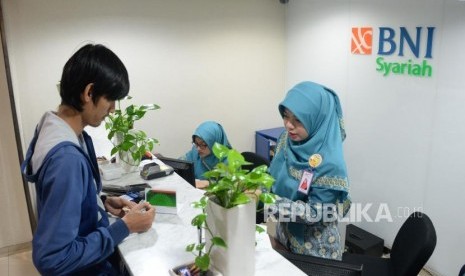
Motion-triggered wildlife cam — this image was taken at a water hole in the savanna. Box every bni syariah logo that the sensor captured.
[351,27,373,55]
[351,26,435,77]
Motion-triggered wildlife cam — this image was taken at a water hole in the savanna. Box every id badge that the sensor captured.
[298,170,313,195]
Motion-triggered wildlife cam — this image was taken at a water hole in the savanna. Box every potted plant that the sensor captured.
[104,96,159,170]
[186,143,276,275]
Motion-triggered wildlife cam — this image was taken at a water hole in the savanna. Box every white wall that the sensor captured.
[286,1,465,275]
[2,0,286,158]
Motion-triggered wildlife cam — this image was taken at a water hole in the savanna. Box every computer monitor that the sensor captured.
[276,250,363,276]
[157,156,196,187]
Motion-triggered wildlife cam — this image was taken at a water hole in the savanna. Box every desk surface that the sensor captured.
[103,160,305,276]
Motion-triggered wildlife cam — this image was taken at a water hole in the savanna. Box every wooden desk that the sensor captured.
[103,160,305,275]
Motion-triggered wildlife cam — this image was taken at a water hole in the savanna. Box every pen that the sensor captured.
[139,200,147,213]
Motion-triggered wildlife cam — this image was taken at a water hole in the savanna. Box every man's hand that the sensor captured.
[122,201,156,233]
[104,196,136,218]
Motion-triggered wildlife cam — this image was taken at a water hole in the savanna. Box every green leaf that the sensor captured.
[191,202,203,209]
[216,162,228,172]
[260,174,275,189]
[259,192,276,204]
[251,164,268,174]
[227,149,245,171]
[133,110,146,120]
[121,141,135,151]
[110,147,118,156]
[212,142,229,160]
[147,141,154,151]
[140,103,160,110]
[195,254,210,272]
[125,133,136,141]
[203,170,221,179]
[131,151,142,162]
[195,243,205,252]
[231,193,250,206]
[211,237,227,248]
[191,214,207,227]
[191,197,208,209]
[137,147,146,157]
[126,105,135,115]
[209,181,232,194]
[185,243,195,252]
[256,225,265,234]
[199,196,208,207]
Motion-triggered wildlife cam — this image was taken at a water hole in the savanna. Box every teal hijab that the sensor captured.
[269,81,350,212]
[185,121,231,179]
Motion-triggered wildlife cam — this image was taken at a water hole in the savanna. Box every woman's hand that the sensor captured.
[195,179,210,189]
[245,188,262,204]
[104,196,136,218]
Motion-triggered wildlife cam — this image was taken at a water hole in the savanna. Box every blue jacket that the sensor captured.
[22,113,129,275]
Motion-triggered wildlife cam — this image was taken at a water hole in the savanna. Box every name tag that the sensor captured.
[298,170,313,195]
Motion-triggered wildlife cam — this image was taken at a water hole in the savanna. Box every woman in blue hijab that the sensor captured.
[182,121,231,188]
[268,81,350,260]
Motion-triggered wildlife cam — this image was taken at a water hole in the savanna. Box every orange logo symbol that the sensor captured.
[351,27,373,55]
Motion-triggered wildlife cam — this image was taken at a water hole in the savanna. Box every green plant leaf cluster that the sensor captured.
[104,96,160,166]
[204,143,275,209]
[186,143,276,272]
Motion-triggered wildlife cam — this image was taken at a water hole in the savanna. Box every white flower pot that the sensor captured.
[122,163,138,174]
[206,199,256,276]
[114,132,139,173]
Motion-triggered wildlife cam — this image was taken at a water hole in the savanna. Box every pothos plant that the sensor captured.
[104,96,159,166]
[186,143,276,272]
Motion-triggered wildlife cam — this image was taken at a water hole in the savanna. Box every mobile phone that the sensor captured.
[127,183,151,192]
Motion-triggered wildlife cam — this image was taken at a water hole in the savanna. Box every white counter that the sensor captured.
[103,165,305,276]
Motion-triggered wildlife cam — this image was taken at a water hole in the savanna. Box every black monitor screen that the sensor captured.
[157,156,196,187]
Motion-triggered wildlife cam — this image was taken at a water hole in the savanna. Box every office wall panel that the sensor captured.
[286,1,465,275]
[0,18,32,248]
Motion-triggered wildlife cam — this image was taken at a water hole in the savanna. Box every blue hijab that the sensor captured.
[269,81,350,213]
[185,121,231,179]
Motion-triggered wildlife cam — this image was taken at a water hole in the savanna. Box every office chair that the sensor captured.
[460,264,465,276]
[241,151,270,171]
[342,212,437,276]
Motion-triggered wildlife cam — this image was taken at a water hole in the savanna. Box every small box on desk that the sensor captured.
[145,189,177,214]
[140,163,174,180]
[345,224,384,257]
